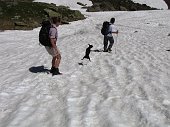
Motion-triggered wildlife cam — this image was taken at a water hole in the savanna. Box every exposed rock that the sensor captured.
[77,2,87,7]
[44,8,61,18]
[14,21,27,26]
[61,21,69,24]
[87,0,157,11]
[86,2,98,12]
[164,0,170,9]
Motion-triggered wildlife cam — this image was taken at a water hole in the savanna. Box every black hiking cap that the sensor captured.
[110,18,115,24]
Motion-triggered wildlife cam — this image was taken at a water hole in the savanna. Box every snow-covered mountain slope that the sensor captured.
[132,0,168,9]
[0,0,170,127]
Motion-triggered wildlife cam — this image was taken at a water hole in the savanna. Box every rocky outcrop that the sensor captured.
[0,1,85,30]
[87,0,157,12]
[164,0,170,9]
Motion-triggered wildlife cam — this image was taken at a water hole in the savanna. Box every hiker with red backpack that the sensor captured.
[101,18,118,52]
[39,17,62,75]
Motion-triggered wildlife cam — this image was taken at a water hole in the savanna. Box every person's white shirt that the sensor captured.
[107,24,118,37]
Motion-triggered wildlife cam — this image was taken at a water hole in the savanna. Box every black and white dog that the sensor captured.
[82,44,93,61]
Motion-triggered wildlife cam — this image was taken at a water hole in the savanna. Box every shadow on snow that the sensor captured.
[29,66,50,73]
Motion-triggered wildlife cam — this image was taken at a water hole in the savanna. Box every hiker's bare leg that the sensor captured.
[54,54,61,68]
[52,56,57,67]
[52,54,61,68]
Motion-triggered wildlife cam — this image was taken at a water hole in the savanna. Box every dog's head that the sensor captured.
[88,44,93,49]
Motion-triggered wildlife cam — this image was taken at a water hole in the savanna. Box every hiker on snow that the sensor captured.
[46,17,62,75]
[39,17,62,75]
[101,17,118,52]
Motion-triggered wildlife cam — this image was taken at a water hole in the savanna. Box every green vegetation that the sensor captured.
[86,0,157,12]
[0,1,85,30]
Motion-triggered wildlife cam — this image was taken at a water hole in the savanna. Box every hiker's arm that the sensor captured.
[111,25,118,34]
[49,28,58,49]
[112,30,118,34]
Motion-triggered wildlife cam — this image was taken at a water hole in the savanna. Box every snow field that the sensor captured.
[0,0,170,126]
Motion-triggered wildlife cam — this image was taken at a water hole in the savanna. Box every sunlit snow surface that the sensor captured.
[0,0,170,127]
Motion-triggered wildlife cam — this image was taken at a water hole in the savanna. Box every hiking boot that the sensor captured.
[108,48,112,52]
[50,67,55,73]
[52,68,62,76]
[103,49,108,52]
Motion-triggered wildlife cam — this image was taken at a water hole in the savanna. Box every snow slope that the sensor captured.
[0,0,170,127]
